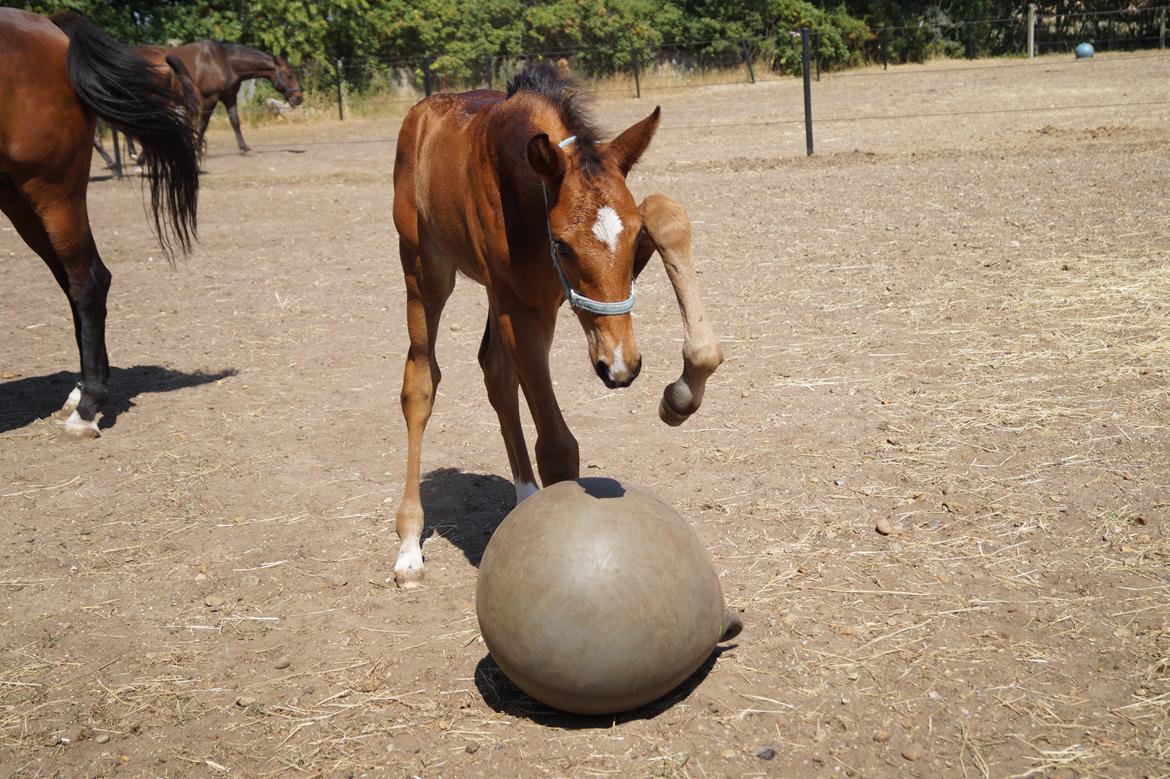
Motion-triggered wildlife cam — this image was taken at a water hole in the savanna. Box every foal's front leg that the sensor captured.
[493,299,579,486]
[392,240,455,587]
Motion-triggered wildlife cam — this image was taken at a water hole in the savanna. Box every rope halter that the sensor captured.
[539,135,637,317]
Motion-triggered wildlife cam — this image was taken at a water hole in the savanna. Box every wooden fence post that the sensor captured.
[335,59,345,121]
[739,37,756,83]
[631,44,641,98]
[423,57,433,97]
[1027,4,1036,58]
[112,128,124,179]
[801,27,813,157]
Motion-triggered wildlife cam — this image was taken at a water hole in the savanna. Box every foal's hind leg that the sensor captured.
[393,238,456,587]
[479,312,538,503]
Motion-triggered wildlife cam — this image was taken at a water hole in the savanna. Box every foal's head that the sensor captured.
[273,56,304,107]
[510,65,660,389]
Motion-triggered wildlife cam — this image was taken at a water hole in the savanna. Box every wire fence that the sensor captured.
[266,5,1167,121]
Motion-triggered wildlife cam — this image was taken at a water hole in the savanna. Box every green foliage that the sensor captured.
[8,0,1164,89]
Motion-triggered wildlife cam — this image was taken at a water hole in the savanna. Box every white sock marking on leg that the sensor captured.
[515,480,539,504]
[394,537,423,576]
[65,386,82,409]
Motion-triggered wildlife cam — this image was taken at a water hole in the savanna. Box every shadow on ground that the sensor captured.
[0,365,237,433]
[473,646,734,728]
[419,467,515,567]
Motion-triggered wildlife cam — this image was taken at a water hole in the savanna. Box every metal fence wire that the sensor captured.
[275,5,1168,119]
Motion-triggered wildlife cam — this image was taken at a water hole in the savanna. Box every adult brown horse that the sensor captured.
[134,40,304,153]
[0,9,200,437]
[390,62,723,587]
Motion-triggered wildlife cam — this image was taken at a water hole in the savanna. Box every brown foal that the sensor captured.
[390,63,722,587]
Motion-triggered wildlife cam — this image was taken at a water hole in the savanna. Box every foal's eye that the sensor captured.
[552,239,572,258]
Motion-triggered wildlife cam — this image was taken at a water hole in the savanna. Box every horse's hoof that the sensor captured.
[62,411,100,439]
[393,569,424,589]
[658,396,691,427]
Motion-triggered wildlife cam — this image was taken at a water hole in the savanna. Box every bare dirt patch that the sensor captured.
[2,52,1169,777]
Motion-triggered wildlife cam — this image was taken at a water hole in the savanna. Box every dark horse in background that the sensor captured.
[0,9,200,437]
[136,40,304,153]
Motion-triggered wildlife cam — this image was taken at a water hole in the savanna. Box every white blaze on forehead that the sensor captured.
[592,206,624,252]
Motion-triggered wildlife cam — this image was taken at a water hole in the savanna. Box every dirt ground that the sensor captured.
[2,52,1169,777]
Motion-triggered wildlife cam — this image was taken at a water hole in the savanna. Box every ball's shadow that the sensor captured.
[473,646,735,728]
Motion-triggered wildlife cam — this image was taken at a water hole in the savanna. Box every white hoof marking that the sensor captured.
[63,386,82,411]
[63,410,100,438]
[515,480,539,504]
[394,538,424,585]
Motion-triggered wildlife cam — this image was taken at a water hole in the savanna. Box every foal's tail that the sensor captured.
[51,12,200,256]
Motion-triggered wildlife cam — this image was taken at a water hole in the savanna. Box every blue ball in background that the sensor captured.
[1075,42,1095,58]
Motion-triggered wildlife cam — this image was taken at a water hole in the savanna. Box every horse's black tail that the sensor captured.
[51,12,199,256]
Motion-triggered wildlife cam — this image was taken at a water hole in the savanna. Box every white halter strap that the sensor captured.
[539,136,637,317]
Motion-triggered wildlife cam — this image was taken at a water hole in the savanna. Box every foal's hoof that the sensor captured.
[62,411,101,439]
[393,568,424,589]
[658,396,692,427]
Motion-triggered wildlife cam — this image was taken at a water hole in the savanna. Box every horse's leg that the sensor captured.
[636,195,724,426]
[0,186,91,422]
[479,311,539,503]
[92,131,117,171]
[393,238,456,588]
[494,299,579,486]
[38,192,110,438]
[197,106,213,146]
[223,94,251,153]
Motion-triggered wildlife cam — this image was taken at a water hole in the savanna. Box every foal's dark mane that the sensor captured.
[506,61,602,175]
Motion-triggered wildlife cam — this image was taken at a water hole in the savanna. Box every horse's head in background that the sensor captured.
[273,56,303,107]
[516,68,661,388]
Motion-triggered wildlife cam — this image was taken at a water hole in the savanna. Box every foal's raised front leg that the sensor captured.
[635,195,724,426]
[393,238,455,587]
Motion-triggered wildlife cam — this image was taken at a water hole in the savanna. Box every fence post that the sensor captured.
[1160,9,1166,50]
[484,56,493,89]
[422,57,433,97]
[112,128,124,179]
[334,59,345,121]
[1027,4,1036,58]
[881,26,889,70]
[739,37,756,83]
[966,26,976,59]
[814,32,821,81]
[630,44,641,99]
[801,27,813,157]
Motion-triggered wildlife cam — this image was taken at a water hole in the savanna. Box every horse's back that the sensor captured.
[0,9,86,170]
[393,90,503,247]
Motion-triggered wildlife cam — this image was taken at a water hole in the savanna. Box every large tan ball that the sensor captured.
[476,478,742,715]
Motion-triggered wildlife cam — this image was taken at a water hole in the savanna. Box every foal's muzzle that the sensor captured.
[595,354,642,389]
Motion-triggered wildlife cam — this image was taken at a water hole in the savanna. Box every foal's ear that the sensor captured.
[607,106,661,176]
[527,133,564,181]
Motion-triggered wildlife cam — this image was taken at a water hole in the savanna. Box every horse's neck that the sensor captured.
[224,46,275,81]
